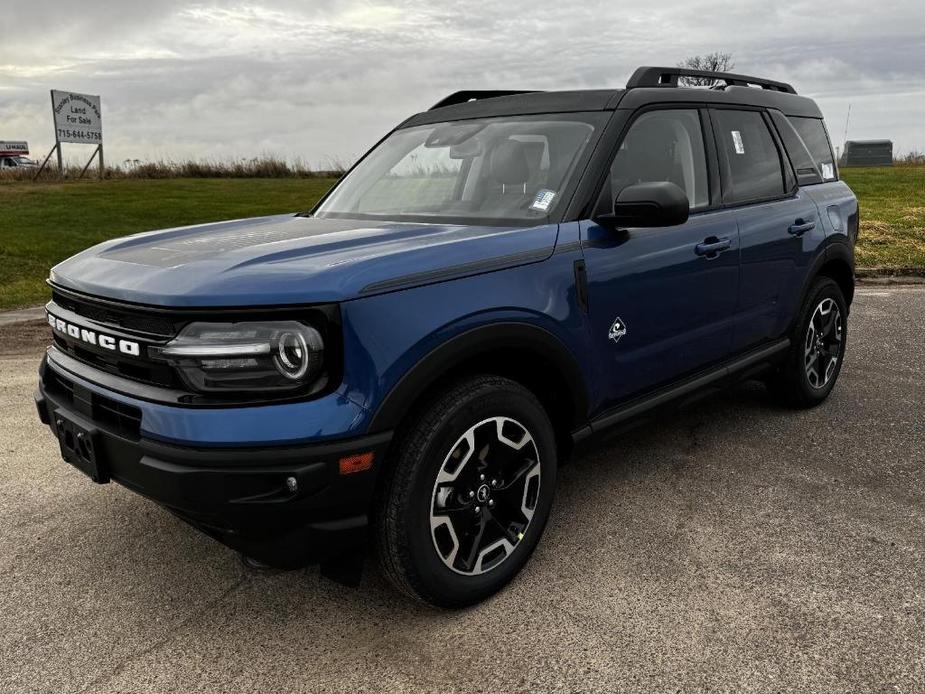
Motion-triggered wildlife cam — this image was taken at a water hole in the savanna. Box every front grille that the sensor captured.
[46,285,343,405]
[51,331,180,389]
[45,368,142,439]
[52,290,176,338]
[49,289,182,389]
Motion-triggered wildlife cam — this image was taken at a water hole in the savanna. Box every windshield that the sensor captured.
[314,113,605,225]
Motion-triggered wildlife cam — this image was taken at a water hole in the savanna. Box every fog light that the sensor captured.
[285,476,298,493]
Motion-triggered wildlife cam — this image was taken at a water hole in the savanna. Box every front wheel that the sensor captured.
[375,376,557,608]
[768,276,848,408]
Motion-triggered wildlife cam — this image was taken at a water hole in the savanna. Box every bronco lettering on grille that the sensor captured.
[47,312,141,357]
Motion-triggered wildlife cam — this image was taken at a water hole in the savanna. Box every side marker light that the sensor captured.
[339,452,375,475]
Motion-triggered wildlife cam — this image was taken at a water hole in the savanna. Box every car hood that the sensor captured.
[50,214,559,307]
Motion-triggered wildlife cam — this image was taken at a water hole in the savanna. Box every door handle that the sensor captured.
[695,237,732,258]
[788,219,816,236]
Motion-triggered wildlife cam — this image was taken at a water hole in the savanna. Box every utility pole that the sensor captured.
[842,104,852,150]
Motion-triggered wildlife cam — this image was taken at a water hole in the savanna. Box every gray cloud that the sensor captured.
[2,0,923,166]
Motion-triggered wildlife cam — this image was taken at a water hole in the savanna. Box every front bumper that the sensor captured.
[36,356,392,568]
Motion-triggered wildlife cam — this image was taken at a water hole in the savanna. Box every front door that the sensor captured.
[580,108,740,409]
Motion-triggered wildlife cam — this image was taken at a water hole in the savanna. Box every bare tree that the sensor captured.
[677,52,735,86]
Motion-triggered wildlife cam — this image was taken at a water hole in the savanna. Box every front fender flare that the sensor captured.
[367,321,589,432]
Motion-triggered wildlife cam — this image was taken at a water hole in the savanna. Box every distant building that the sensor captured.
[841,140,893,167]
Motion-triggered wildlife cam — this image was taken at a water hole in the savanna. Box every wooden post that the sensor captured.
[49,89,64,179]
[78,145,101,180]
[33,143,58,181]
[98,144,104,180]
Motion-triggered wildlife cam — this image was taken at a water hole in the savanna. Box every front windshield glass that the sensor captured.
[314,113,605,225]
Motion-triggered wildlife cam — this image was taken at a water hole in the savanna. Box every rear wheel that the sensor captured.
[768,277,848,407]
[375,376,557,607]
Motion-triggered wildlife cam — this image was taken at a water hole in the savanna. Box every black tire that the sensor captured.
[768,277,848,408]
[375,375,557,608]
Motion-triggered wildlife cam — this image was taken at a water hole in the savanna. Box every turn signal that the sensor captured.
[339,452,374,475]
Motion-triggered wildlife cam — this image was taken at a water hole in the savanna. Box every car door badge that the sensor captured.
[608,317,627,343]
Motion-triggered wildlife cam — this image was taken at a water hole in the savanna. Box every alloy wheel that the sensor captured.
[804,297,843,389]
[429,417,541,576]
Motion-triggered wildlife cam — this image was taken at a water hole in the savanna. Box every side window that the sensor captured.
[769,110,822,186]
[604,109,709,212]
[788,116,837,181]
[712,109,786,204]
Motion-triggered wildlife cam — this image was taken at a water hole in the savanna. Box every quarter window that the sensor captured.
[789,116,837,181]
[769,110,821,185]
[603,109,710,212]
[712,109,786,204]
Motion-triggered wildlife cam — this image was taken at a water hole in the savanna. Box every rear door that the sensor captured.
[581,107,740,409]
[709,107,824,350]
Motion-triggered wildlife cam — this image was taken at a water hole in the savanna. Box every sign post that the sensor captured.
[36,90,104,180]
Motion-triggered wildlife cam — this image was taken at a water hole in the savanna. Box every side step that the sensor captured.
[574,339,790,442]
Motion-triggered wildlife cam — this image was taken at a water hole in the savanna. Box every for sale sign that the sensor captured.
[51,91,102,144]
[0,141,29,156]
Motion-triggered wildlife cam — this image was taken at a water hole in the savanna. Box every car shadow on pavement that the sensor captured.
[14,376,810,635]
[104,378,792,618]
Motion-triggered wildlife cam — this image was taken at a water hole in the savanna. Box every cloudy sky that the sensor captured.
[2,0,923,167]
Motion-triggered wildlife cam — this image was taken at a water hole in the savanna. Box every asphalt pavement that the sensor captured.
[1,286,923,693]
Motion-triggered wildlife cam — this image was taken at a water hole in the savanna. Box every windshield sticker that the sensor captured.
[731,130,745,155]
[531,189,557,212]
[822,163,835,179]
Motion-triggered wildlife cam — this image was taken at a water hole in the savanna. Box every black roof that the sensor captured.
[401,90,618,127]
[400,66,822,128]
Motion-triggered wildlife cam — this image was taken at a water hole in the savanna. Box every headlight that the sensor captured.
[152,321,324,394]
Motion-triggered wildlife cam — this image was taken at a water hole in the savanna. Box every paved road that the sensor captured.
[1,287,923,693]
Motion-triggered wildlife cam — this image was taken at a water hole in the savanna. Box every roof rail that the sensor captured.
[626,66,796,94]
[429,90,542,110]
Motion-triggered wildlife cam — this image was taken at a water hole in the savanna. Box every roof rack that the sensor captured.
[429,90,542,110]
[626,66,796,94]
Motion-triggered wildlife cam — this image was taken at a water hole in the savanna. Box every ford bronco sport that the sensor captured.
[36,67,858,607]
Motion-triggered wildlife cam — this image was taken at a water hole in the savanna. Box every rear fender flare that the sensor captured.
[790,240,855,333]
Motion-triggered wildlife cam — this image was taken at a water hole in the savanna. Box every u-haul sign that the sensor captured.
[0,141,29,156]
[51,91,103,145]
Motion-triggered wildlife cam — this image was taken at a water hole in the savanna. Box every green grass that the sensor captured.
[0,170,922,310]
[840,167,925,269]
[0,178,337,310]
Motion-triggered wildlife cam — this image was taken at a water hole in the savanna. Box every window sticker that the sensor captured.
[821,163,834,180]
[530,189,557,212]
[731,130,745,155]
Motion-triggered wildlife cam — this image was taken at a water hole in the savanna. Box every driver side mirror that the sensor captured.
[595,181,690,229]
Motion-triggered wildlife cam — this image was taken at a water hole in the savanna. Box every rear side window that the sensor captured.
[769,110,822,186]
[789,117,837,181]
[712,109,786,204]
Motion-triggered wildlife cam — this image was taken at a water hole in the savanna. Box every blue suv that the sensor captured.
[36,67,858,607]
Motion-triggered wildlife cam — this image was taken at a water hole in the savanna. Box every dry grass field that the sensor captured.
[840,167,925,269]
